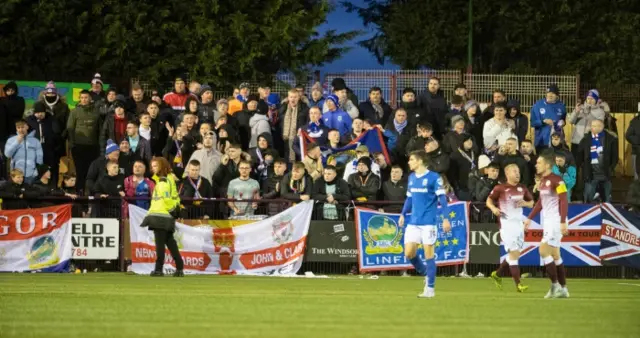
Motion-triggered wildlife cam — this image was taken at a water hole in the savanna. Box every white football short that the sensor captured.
[500,227,524,252]
[541,220,563,248]
[404,225,437,246]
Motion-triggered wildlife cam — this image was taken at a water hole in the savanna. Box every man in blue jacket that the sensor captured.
[322,94,352,136]
[530,84,567,155]
[4,120,43,184]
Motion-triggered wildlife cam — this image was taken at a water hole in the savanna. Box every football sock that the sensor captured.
[425,258,436,288]
[508,259,521,285]
[543,256,558,284]
[409,256,427,276]
[496,260,509,277]
[555,259,567,287]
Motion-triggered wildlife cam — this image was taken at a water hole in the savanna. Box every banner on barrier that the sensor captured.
[71,218,119,260]
[355,202,470,272]
[0,205,73,272]
[305,221,358,263]
[0,80,109,109]
[128,201,313,275]
[511,204,602,266]
[600,203,640,268]
[468,223,501,264]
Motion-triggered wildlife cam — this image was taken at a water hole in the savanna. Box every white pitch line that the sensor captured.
[617,283,640,287]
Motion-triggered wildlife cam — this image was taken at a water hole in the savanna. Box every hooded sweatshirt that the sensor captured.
[249,111,271,148]
[506,99,529,142]
[67,102,99,146]
[1,81,26,138]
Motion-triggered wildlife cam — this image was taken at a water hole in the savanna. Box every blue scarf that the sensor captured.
[394,119,407,134]
[591,132,604,164]
[307,121,324,138]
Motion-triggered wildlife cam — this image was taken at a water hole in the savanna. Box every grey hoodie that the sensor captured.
[567,101,607,145]
[249,114,271,148]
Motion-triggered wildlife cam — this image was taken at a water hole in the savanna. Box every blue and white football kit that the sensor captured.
[401,169,449,296]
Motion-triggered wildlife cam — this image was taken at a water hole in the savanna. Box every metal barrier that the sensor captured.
[1,197,637,279]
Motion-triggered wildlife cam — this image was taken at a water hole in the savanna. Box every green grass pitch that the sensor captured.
[1,274,639,338]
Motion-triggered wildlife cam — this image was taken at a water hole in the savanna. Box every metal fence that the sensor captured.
[3,197,638,279]
[580,82,640,113]
[131,71,319,101]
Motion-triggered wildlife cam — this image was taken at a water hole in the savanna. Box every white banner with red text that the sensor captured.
[128,201,313,275]
[0,205,73,272]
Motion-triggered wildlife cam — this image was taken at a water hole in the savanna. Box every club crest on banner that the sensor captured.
[27,236,59,270]
[272,215,294,244]
[362,215,403,255]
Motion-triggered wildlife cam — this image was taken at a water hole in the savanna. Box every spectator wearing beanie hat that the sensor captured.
[530,83,567,154]
[90,73,106,103]
[568,89,606,159]
[330,78,358,108]
[27,101,63,187]
[198,84,216,125]
[348,156,380,203]
[36,81,70,142]
[443,114,477,154]
[30,164,74,207]
[467,154,491,201]
[321,94,352,136]
[85,139,123,196]
[100,100,134,154]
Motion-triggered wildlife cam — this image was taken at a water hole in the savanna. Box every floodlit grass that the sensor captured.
[1,273,639,338]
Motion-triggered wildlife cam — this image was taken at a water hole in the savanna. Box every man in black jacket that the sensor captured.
[30,164,77,207]
[405,122,434,156]
[578,119,618,202]
[27,101,63,187]
[474,162,500,202]
[86,139,131,195]
[400,87,430,126]
[449,134,477,201]
[212,143,245,196]
[125,84,149,116]
[126,121,152,165]
[625,112,640,179]
[280,162,313,202]
[359,87,392,126]
[418,77,448,138]
[100,100,134,154]
[507,99,529,143]
[91,161,125,217]
[520,139,537,190]
[425,138,450,174]
[494,137,530,186]
[0,81,26,140]
[381,165,406,213]
[311,165,351,220]
[348,157,380,203]
[179,159,215,219]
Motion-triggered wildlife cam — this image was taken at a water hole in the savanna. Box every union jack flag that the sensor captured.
[500,204,602,266]
[600,203,640,268]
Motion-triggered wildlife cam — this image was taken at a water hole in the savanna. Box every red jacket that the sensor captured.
[163,91,197,112]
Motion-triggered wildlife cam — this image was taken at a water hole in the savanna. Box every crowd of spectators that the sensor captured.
[0,74,637,219]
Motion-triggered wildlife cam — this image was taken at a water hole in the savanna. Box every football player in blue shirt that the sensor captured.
[399,150,451,298]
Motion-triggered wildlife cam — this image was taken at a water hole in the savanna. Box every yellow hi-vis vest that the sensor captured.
[148,175,179,216]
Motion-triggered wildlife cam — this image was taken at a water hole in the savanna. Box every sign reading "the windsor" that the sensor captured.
[71,219,119,260]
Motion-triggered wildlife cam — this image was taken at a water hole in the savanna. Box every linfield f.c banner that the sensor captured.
[355,202,469,272]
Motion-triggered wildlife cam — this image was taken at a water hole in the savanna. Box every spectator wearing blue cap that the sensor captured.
[322,94,352,136]
[530,84,567,155]
[568,89,606,168]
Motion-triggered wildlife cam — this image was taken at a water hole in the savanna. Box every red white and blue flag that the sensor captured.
[501,204,602,266]
[600,203,640,268]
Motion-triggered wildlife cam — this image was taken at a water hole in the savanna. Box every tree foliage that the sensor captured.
[0,0,358,86]
[343,0,640,83]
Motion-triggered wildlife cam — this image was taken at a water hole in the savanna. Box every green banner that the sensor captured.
[0,80,109,110]
[468,223,501,264]
[304,221,358,263]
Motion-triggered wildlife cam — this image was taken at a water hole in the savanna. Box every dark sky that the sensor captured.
[316,1,400,73]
